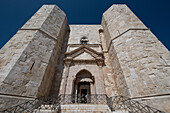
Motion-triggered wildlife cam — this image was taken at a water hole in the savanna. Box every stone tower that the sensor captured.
[0,4,170,113]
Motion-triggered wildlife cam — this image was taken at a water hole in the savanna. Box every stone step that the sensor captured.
[34,104,129,113]
[60,104,110,113]
[35,110,57,113]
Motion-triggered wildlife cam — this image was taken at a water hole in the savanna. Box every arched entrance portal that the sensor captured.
[73,70,95,103]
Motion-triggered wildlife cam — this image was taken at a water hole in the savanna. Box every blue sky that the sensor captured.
[0,0,170,50]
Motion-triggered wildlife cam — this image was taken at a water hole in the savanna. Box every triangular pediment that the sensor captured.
[65,45,103,60]
[73,51,95,60]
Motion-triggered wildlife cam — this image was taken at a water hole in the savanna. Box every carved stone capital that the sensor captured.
[64,57,72,67]
[96,58,104,67]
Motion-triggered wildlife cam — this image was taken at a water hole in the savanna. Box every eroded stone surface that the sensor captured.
[0,95,33,111]
[112,30,170,97]
[0,4,68,110]
[134,95,170,112]
[22,5,66,40]
[68,25,102,45]
[102,4,147,47]
[102,4,170,112]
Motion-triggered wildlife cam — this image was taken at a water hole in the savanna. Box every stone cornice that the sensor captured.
[68,44,101,46]
[65,45,103,56]
[19,28,58,42]
[107,28,150,52]
[64,45,104,66]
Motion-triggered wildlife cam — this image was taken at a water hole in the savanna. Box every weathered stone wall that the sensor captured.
[99,30,119,97]
[49,28,70,97]
[68,25,102,44]
[0,5,68,110]
[134,95,170,112]
[22,5,66,40]
[0,95,33,110]
[110,30,170,112]
[67,25,103,54]
[112,30,170,97]
[102,4,170,112]
[0,30,57,97]
[102,4,146,47]
[0,30,36,86]
[106,42,130,97]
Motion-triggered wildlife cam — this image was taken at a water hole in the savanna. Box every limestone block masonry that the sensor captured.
[102,4,170,112]
[0,4,170,113]
[0,5,69,110]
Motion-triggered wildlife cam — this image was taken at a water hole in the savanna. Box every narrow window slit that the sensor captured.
[30,61,35,70]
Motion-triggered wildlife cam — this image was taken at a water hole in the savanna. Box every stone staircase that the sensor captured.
[0,95,165,113]
[35,104,128,113]
[60,104,110,112]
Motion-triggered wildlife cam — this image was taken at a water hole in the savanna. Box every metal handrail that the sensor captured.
[106,96,165,113]
[0,95,166,113]
[60,94,107,104]
[0,96,45,113]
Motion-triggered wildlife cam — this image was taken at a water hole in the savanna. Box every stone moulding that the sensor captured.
[64,45,104,65]
[19,28,58,42]
[107,28,150,52]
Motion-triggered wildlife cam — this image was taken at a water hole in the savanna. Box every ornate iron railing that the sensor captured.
[60,94,107,104]
[107,96,165,113]
[1,95,166,113]
[0,97,45,113]
[0,94,106,113]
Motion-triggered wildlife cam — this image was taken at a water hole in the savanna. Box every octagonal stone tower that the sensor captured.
[0,5,69,109]
[102,4,170,112]
[0,4,169,113]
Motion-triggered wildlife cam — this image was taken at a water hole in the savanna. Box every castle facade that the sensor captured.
[0,4,169,112]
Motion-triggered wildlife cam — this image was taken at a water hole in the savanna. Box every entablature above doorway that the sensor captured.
[64,45,104,66]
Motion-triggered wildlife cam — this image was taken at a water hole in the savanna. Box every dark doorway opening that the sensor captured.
[81,89,87,96]
[81,89,87,103]
[77,82,90,103]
